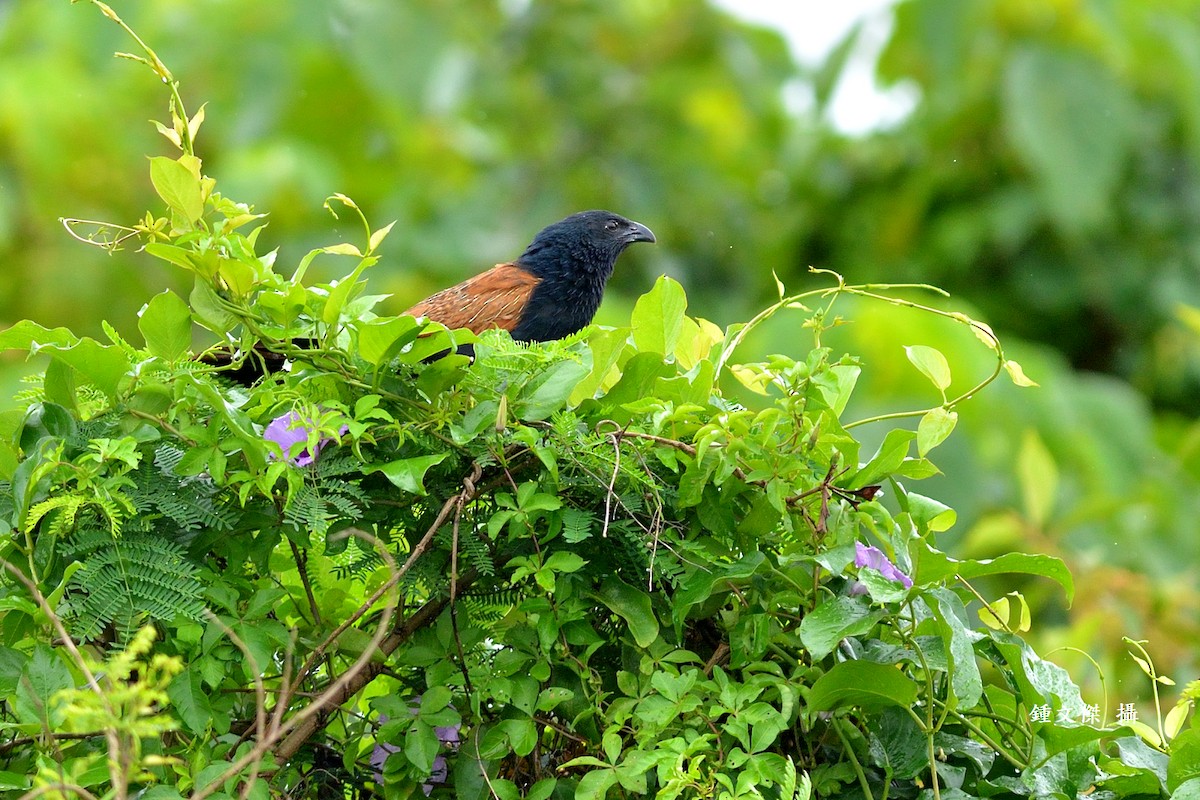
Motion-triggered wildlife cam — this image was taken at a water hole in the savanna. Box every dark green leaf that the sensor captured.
[597,576,659,648]
[808,661,920,712]
[798,596,884,662]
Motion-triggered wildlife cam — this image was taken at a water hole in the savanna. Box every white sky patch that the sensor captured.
[713,0,918,134]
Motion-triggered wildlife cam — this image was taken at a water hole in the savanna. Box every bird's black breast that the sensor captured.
[509,272,606,343]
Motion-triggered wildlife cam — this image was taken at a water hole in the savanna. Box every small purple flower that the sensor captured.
[264,411,346,466]
[434,723,460,745]
[854,542,913,589]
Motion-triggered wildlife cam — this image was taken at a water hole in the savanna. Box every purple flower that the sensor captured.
[434,723,460,745]
[854,542,913,589]
[264,411,346,466]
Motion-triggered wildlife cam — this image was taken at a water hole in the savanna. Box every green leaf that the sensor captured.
[798,597,883,662]
[848,428,915,488]
[929,587,983,708]
[189,278,237,334]
[149,156,204,223]
[631,275,687,355]
[1172,777,1200,800]
[167,666,215,734]
[1168,729,1200,793]
[916,407,957,457]
[0,322,130,399]
[405,720,439,772]
[576,768,619,800]
[0,772,30,791]
[1004,359,1038,387]
[500,718,538,756]
[14,645,71,727]
[571,326,630,404]
[904,345,951,392]
[597,576,659,648]
[515,359,590,421]
[354,315,421,365]
[138,290,192,361]
[369,453,449,496]
[144,242,200,273]
[916,545,1074,604]
[808,661,920,712]
[321,255,378,326]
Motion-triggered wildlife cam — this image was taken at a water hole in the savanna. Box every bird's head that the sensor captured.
[518,210,656,280]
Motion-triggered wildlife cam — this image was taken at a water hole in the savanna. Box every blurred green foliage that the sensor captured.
[1,0,1199,702]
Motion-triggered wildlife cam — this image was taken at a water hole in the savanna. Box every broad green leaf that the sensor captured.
[597,576,659,648]
[808,661,920,712]
[848,428,915,488]
[813,363,861,415]
[14,645,71,727]
[916,545,1074,604]
[138,290,192,361]
[904,345,951,392]
[798,597,883,662]
[149,155,205,223]
[144,242,200,272]
[404,720,439,772]
[354,316,421,365]
[167,666,215,734]
[675,315,724,369]
[516,359,590,421]
[190,278,237,334]
[930,587,982,708]
[0,322,130,399]
[902,491,956,532]
[916,406,957,457]
[543,552,586,574]
[575,768,619,800]
[601,351,675,407]
[1168,729,1200,793]
[0,319,77,351]
[631,275,687,355]
[571,326,630,404]
[370,453,449,495]
[500,718,538,756]
[0,772,30,791]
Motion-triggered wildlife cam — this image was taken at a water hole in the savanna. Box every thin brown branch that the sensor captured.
[288,539,322,627]
[267,462,485,764]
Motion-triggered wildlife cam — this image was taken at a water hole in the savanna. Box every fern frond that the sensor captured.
[63,529,205,642]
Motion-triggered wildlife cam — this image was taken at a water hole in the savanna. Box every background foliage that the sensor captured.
[0,0,1199,754]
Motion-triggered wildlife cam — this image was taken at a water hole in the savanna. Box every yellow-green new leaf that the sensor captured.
[137,290,192,362]
[149,156,204,224]
[904,345,952,392]
[917,406,958,457]
[1004,359,1039,387]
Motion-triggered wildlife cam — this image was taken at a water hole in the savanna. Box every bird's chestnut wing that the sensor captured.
[404,263,541,334]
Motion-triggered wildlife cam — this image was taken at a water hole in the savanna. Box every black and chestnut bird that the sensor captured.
[404,210,655,343]
[202,211,654,383]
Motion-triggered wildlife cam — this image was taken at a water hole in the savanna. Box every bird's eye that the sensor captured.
[604,219,620,231]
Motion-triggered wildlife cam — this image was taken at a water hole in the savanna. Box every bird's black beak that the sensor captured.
[626,220,656,244]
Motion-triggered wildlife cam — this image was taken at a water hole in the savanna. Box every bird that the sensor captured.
[404,210,655,344]
[201,211,654,383]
